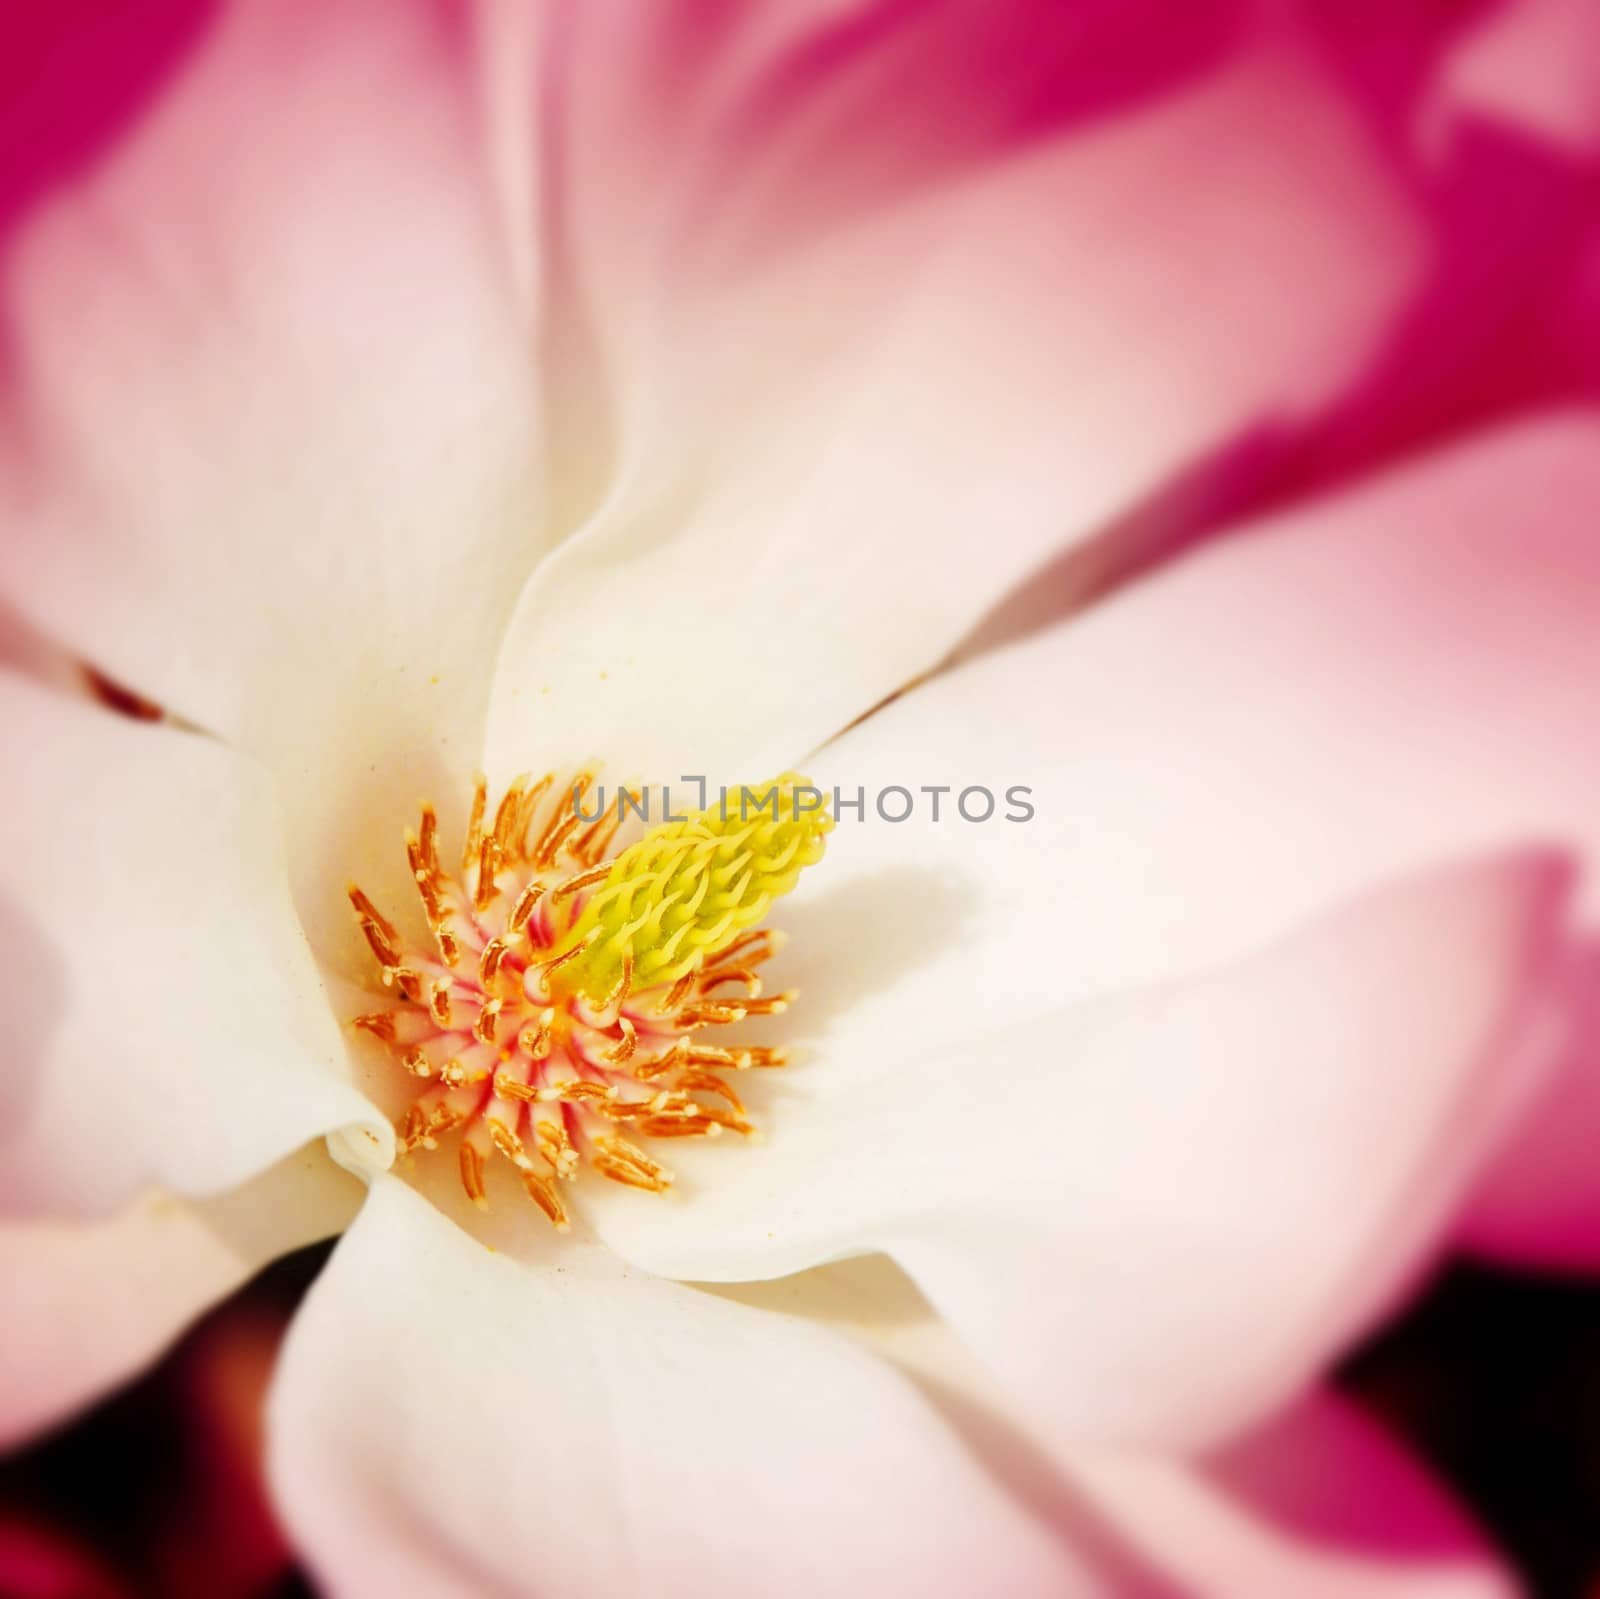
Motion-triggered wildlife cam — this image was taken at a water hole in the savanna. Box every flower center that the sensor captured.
[348,772,831,1229]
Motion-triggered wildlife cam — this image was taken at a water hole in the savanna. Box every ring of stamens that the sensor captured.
[349,772,829,1230]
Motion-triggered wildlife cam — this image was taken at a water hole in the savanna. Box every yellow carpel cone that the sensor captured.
[553,773,832,1001]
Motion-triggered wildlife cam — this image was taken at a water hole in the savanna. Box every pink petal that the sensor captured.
[1070,1389,1515,1599]
[1461,940,1600,1269]
[1428,0,1600,160]
[0,1149,358,1450]
[0,1518,130,1599]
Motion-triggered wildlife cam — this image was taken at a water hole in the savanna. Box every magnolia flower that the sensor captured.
[2,3,1598,1595]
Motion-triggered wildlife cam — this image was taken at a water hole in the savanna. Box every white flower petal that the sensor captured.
[0,0,548,960]
[695,1266,1515,1598]
[0,1144,359,1451]
[584,855,1566,1449]
[268,1175,1099,1599]
[745,412,1600,1085]
[579,416,1600,1447]
[0,673,389,1216]
[485,41,1420,785]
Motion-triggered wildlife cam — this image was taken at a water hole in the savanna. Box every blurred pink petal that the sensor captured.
[1428,0,1600,159]
[0,1517,129,1599]
[0,0,215,249]
[1072,1389,1516,1599]
[530,0,1248,345]
[0,1151,358,1450]
[1462,941,1600,1270]
[1200,3,1600,514]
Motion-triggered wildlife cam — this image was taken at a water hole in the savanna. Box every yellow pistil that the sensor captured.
[553,771,832,1001]
[347,770,827,1228]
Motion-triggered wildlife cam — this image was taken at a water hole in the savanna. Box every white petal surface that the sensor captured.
[0,673,389,1217]
[585,857,1565,1449]
[579,415,1600,1448]
[0,0,548,962]
[485,40,1421,786]
[0,1144,360,1450]
[703,1265,1515,1598]
[768,413,1600,1081]
[268,1175,1098,1599]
